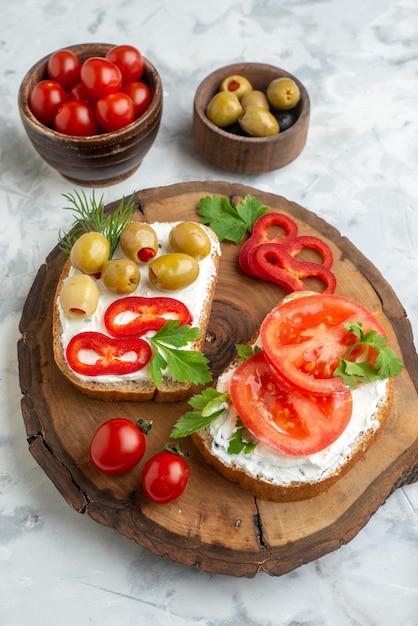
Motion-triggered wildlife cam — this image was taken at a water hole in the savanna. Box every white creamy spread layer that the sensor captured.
[57,221,220,383]
[210,368,389,485]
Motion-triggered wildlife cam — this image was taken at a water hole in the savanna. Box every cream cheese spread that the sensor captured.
[210,367,389,485]
[57,221,220,383]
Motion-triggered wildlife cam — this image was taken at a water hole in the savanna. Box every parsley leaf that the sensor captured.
[148,320,212,386]
[227,420,258,455]
[170,388,229,438]
[197,194,269,243]
[235,343,262,363]
[334,321,403,388]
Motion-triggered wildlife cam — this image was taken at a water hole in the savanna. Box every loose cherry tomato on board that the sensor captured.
[47,49,81,89]
[229,350,353,456]
[29,80,67,126]
[260,293,389,396]
[121,81,152,118]
[90,418,151,475]
[95,92,135,132]
[104,296,193,337]
[80,57,123,99]
[106,44,144,83]
[66,331,152,376]
[54,100,98,136]
[141,444,190,504]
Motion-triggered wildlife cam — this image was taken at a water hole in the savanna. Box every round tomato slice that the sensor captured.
[260,293,388,395]
[229,351,353,456]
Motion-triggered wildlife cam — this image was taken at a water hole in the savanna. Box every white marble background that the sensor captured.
[1,0,417,624]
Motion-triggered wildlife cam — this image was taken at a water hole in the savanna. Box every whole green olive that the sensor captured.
[240,90,270,111]
[219,74,253,100]
[206,91,242,128]
[148,253,199,291]
[120,222,158,263]
[101,259,140,294]
[239,105,279,137]
[267,77,300,110]
[169,222,211,260]
[70,231,110,275]
[60,274,99,319]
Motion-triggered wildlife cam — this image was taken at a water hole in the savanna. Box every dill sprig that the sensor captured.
[58,189,136,258]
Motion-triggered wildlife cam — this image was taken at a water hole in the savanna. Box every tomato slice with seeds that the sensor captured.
[104,296,192,337]
[229,351,353,456]
[260,293,388,395]
[66,331,151,376]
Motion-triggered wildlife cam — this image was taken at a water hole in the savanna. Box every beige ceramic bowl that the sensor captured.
[18,43,163,186]
[193,62,310,174]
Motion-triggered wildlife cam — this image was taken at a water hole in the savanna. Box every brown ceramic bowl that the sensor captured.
[193,63,310,174]
[18,43,163,186]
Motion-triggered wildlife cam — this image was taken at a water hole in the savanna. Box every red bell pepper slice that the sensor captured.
[66,331,152,376]
[281,235,334,269]
[239,212,298,276]
[104,296,193,337]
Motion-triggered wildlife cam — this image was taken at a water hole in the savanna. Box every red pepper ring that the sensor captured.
[253,243,337,293]
[104,296,193,337]
[66,331,152,376]
[280,235,334,269]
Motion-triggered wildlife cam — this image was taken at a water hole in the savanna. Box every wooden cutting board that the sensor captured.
[18,181,418,578]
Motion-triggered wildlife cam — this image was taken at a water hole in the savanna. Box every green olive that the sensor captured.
[120,222,158,263]
[148,253,199,291]
[60,274,99,319]
[239,105,279,137]
[219,74,253,100]
[206,91,243,128]
[70,232,110,275]
[266,77,300,110]
[101,259,140,294]
[169,222,211,260]
[240,90,270,111]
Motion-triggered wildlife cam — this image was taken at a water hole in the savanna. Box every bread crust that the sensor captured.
[52,224,219,402]
[192,377,393,502]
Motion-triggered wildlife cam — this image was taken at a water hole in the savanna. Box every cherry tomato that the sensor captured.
[229,351,352,456]
[90,418,148,475]
[104,296,192,337]
[54,101,98,136]
[141,450,190,504]
[106,45,144,83]
[260,293,388,395]
[121,81,152,118]
[95,92,135,132]
[29,80,67,126]
[66,331,152,376]
[68,81,92,105]
[80,57,122,99]
[47,49,81,89]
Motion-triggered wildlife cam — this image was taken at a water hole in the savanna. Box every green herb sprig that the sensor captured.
[334,322,403,388]
[58,189,135,258]
[148,320,212,388]
[197,194,269,242]
[227,420,257,455]
[170,387,229,439]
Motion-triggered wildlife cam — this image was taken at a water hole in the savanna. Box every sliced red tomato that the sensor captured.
[66,331,151,376]
[104,296,193,337]
[229,351,353,456]
[260,293,388,395]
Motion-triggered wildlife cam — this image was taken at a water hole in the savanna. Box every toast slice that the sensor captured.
[190,292,395,502]
[53,222,220,402]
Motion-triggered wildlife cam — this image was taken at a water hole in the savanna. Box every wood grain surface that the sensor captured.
[18,181,418,578]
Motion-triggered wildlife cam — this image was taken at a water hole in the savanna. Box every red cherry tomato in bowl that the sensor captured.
[95,92,135,132]
[29,80,67,126]
[54,100,98,136]
[141,449,190,504]
[106,45,144,83]
[90,418,149,475]
[80,57,122,99]
[121,81,152,118]
[47,49,81,89]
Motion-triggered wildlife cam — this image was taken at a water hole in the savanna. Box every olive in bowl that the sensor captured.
[193,63,310,174]
[18,43,163,186]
